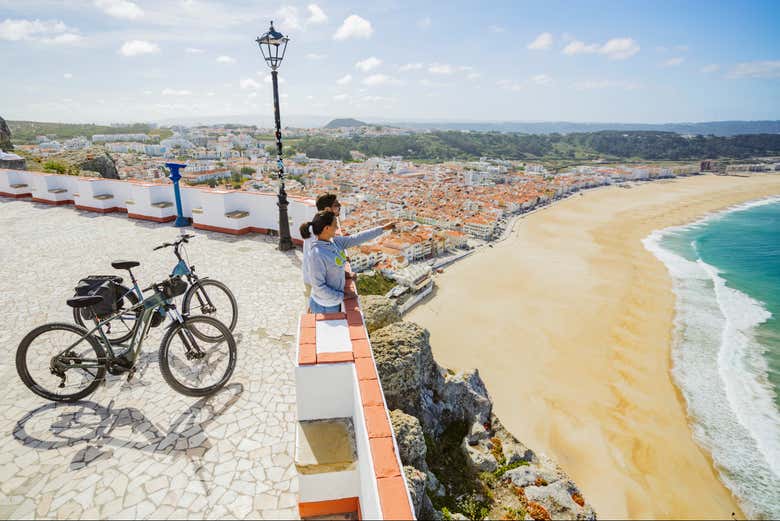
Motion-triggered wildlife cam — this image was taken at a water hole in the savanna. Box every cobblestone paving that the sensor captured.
[0,200,305,519]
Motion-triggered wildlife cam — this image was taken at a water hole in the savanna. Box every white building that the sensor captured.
[92,133,149,143]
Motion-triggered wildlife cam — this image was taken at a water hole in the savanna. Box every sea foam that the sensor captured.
[643,197,780,519]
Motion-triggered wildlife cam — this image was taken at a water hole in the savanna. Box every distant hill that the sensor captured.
[374,120,780,137]
[295,130,780,162]
[324,118,369,129]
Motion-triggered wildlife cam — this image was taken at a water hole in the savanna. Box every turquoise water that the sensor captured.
[645,198,780,519]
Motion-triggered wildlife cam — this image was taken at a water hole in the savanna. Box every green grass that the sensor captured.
[356,272,396,296]
[494,459,529,478]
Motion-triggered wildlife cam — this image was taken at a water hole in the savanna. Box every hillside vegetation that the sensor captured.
[295,131,780,162]
[8,121,172,144]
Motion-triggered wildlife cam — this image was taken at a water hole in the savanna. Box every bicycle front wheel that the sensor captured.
[159,316,237,397]
[16,323,106,402]
[182,279,238,341]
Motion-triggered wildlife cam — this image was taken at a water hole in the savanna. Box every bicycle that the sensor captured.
[72,234,237,343]
[153,233,238,341]
[17,261,237,402]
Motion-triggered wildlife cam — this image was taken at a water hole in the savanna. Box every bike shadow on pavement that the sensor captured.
[12,382,244,476]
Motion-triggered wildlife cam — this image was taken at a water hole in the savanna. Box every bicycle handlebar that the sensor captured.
[153,234,195,251]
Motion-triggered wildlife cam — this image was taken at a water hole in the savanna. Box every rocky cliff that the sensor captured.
[0,116,13,151]
[363,296,596,521]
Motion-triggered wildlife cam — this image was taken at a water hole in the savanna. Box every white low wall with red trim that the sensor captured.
[0,169,314,241]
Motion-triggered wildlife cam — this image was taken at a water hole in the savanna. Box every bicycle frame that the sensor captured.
[169,241,219,314]
[53,291,185,371]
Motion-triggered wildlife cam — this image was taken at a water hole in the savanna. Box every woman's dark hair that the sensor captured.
[316,193,338,211]
[299,210,337,239]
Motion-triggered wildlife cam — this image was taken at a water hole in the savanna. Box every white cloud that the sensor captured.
[276,6,301,30]
[94,0,143,20]
[216,55,236,64]
[240,78,261,90]
[186,47,204,54]
[306,4,328,25]
[306,53,327,60]
[427,63,474,76]
[700,64,720,73]
[598,38,640,60]
[489,25,505,33]
[428,63,455,74]
[363,74,398,86]
[399,63,423,72]
[0,19,83,43]
[467,72,482,80]
[527,32,553,51]
[663,56,684,67]
[42,33,84,44]
[355,56,381,72]
[207,92,216,96]
[336,74,352,85]
[497,79,523,91]
[261,74,286,84]
[119,40,159,56]
[162,88,192,96]
[573,79,641,90]
[562,40,598,55]
[417,17,431,29]
[143,89,153,95]
[728,60,780,79]
[333,14,373,40]
[333,93,349,101]
[563,37,639,60]
[530,73,553,85]
[63,73,73,79]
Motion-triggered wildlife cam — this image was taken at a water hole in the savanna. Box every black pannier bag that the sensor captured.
[73,275,124,319]
[160,276,188,300]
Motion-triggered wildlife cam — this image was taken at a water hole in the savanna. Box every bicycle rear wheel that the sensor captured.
[158,316,237,397]
[73,285,141,344]
[16,323,106,402]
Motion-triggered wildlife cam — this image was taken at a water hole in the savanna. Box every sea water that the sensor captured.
[644,197,780,519]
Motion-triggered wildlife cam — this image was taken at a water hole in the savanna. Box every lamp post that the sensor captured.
[256,21,293,251]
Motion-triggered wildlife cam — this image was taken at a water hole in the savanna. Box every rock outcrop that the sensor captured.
[0,116,13,151]
[360,294,402,333]
[41,147,120,179]
[363,296,596,520]
[70,148,120,179]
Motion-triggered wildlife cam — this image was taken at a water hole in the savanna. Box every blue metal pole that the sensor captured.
[165,162,189,227]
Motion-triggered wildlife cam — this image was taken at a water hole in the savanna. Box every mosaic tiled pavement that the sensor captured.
[0,199,306,519]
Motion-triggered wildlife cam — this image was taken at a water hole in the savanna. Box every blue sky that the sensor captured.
[1,0,779,125]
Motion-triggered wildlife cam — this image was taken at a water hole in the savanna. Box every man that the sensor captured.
[302,193,341,298]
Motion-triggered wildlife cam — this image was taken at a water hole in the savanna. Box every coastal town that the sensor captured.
[6,121,780,312]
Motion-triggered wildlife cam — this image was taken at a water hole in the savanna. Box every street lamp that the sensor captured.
[256,21,293,251]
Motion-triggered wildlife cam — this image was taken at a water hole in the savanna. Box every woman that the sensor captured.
[302,193,342,299]
[300,210,394,313]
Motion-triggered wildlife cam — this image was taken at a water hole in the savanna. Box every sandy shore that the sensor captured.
[408,174,780,519]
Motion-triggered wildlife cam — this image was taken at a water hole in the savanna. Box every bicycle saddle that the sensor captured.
[111,260,140,270]
[66,295,104,308]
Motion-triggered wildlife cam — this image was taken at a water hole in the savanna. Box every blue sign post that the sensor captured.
[165,162,189,227]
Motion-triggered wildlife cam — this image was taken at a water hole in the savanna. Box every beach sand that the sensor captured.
[407,174,780,519]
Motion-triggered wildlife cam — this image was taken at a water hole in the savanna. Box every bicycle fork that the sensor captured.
[188,276,216,314]
[168,307,206,360]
